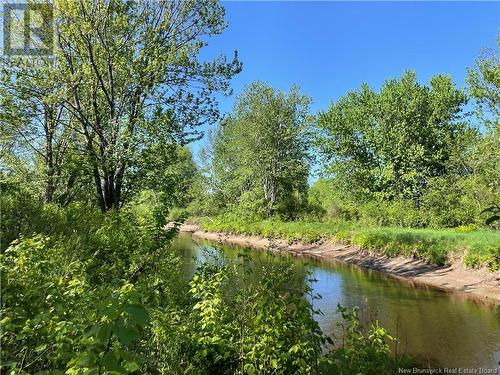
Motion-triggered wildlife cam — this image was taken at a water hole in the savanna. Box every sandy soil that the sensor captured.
[179,224,500,305]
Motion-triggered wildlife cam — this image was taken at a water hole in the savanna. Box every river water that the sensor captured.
[173,233,500,369]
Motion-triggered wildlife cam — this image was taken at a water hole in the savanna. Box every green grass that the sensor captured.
[198,215,500,270]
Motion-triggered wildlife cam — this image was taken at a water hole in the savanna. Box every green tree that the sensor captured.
[466,36,500,130]
[207,82,313,217]
[138,144,199,210]
[0,51,80,204]
[466,36,500,225]
[316,70,471,202]
[44,0,241,211]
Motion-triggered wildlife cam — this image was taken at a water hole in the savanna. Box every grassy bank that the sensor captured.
[198,216,500,271]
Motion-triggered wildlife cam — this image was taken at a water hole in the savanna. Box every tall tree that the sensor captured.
[466,36,500,131]
[465,37,500,217]
[0,56,78,204]
[316,70,471,202]
[208,82,312,217]
[49,0,240,211]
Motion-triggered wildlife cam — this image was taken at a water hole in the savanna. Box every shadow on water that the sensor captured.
[172,233,500,368]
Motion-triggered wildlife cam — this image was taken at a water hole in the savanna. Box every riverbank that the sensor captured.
[180,224,500,304]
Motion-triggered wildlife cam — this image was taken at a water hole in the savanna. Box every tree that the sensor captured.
[465,36,500,221]
[47,0,241,211]
[316,70,471,202]
[138,144,199,209]
[466,35,500,131]
[207,82,312,217]
[0,54,79,204]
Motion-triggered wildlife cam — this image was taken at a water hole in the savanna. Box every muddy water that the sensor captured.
[173,233,500,368]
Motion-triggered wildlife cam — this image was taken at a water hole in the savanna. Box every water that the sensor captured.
[173,233,500,368]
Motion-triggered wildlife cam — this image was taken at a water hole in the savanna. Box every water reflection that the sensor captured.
[172,233,500,368]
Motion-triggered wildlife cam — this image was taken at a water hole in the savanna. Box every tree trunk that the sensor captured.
[44,146,55,203]
[94,169,123,212]
[44,105,55,203]
[263,174,276,217]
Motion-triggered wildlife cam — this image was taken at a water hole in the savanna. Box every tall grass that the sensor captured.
[199,215,500,270]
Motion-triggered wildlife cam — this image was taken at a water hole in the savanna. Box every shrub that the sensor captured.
[420,176,478,228]
[487,246,500,271]
[321,306,399,375]
[454,224,479,233]
[0,179,43,251]
[0,200,184,374]
[2,200,416,373]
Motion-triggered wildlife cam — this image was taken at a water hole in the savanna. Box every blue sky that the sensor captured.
[193,1,499,158]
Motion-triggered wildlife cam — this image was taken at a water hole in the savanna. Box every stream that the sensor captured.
[173,233,500,369]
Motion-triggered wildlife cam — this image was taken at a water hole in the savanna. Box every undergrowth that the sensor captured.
[199,215,500,270]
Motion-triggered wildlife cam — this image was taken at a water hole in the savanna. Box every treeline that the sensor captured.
[189,46,499,230]
[1,3,497,230]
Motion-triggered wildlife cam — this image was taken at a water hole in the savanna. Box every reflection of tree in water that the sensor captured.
[175,233,500,368]
[338,263,500,367]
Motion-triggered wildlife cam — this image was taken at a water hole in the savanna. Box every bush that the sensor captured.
[420,176,479,228]
[454,224,479,233]
[321,306,399,375]
[0,179,43,251]
[0,199,184,374]
[181,259,329,374]
[356,200,426,228]
[308,173,498,230]
[1,235,156,374]
[167,206,188,222]
[2,196,418,374]
[465,245,500,271]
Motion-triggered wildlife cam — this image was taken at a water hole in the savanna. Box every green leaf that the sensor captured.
[96,323,112,345]
[35,344,47,353]
[114,323,140,345]
[75,353,96,367]
[124,361,140,373]
[101,352,120,372]
[244,363,255,375]
[125,304,149,327]
[270,359,279,368]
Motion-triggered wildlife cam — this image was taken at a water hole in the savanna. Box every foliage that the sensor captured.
[0,29,83,204]
[481,204,500,226]
[466,35,500,130]
[0,200,184,374]
[0,177,43,250]
[138,145,201,211]
[316,70,472,202]
[321,306,398,375]
[464,247,500,272]
[201,82,313,219]
[200,216,500,269]
[181,259,330,374]
[1,3,499,372]
[1,0,241,212]
[309,173,495,230]
[1,198,414,374]
[302,65,499,241]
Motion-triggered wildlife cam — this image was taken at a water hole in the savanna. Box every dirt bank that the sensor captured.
[180,224,500,305]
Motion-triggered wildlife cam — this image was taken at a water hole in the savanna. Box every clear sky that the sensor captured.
[193,1,499,158]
